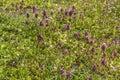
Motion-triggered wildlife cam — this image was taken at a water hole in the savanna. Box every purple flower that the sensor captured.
[37,34,43,41]
[40,65,45,71]
[102,52,106,57]
[42,10,47,17]
[85,31,89,37]
[60,68,64,74]
[58,42,62,47]
[31,6,36,13]
[26,13,30,18]
[34,13,38,18]
[63,49,69,54]
[72,5,75,10]
[89,39,94,44]
[101,43,107,52]
[64,9,68,15]
[90,47,95,53]
[39,21,43,26]
[42,41,46,46]
[19,5,23,9]
[69,9,74,16]
[92,63,97,71]
[66,72,71,78]
[87,78,92,80]
[51,26,56,31]
[73,33,79,38]
[65,24,70,30]
[100,59,106,66]
[112,50,117,57]
[113,40,119,45]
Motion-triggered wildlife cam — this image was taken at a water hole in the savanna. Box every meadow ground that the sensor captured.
[0,0,120,80]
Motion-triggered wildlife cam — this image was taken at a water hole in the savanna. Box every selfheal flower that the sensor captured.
[58,42,62,47]
[90,47,95,53]
[65,24,70,30]
[101,43,107,52]
[66,72,71,78]
[60,68,64,74]
[31,6,36,13]
[112,50,117,57]
[92,63,97,71]
[42,41,46,46]
[26,13,30,18]
[34,13,38,18]
[87,78,92,80]
[64,9,68,15]
[88,39,94,44]
[85,31,89,37]
[37,34,43,41]
[73,33,79,38]
[40,65,45,71]
[113,40,119,45]
[69,9,74,16]
[100,59,106,66]
[39,21,43,26]
[63,49,69,54]
[42,10,47,18]
[19,5,23,9]
[51,26,56,31]
[102,52,106,57]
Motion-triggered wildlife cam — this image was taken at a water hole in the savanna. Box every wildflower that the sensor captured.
[90,47,95,53]
[92,63,97,71]
[42,41,46,46]
[60,68,64,74]
[112,50,117,57]
[113,40,119,45]
[34,13,38,18]
[37,34,43,41]
[87,78,92,80]
[73,33,79,38]
[58,42,62,47]
[101,43,107,52]
[100,59,106,66]
[72,5,75,10]
[31,6,36,13]
[85,31,89,37]
[102,52,106,57]
[42,10,47,18]
[40,65,45,71]
[69,9,74,16]
[63,49,69,54]
[65,24,70,30]
[39,21,43,26]
[66,72,71,78]
[51,26,56,31]
[64,9,68,15]
[19,5,23,9]
[26,13,30,18]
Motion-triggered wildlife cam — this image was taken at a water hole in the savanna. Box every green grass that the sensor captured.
[0,0,120,80]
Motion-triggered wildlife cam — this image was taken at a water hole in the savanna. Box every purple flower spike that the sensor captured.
[91,47,95,53]
[58,42,62,47]
[73,33,79,38]
[101,43,107,52]
[92,63,97,71]
[85,31,89,37]
[65,24,70,30]
[66,72,71,78]
[37,34,43,41]
[42,41,46,46]
[114,40,119,45]
[26,13,30,18]
[42,10,47,17]
[112,50,117,57]
[69,9,74,16]
[102,52,106,57]
[31,6,36,13]
[60,68,64,74]
[51,26,56,31]
[35,13,38,18]
[65,9,68,15]
[88,78,92,80]
[40,65,45,71]
[39,21,43,26]
[100,59,106,66]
